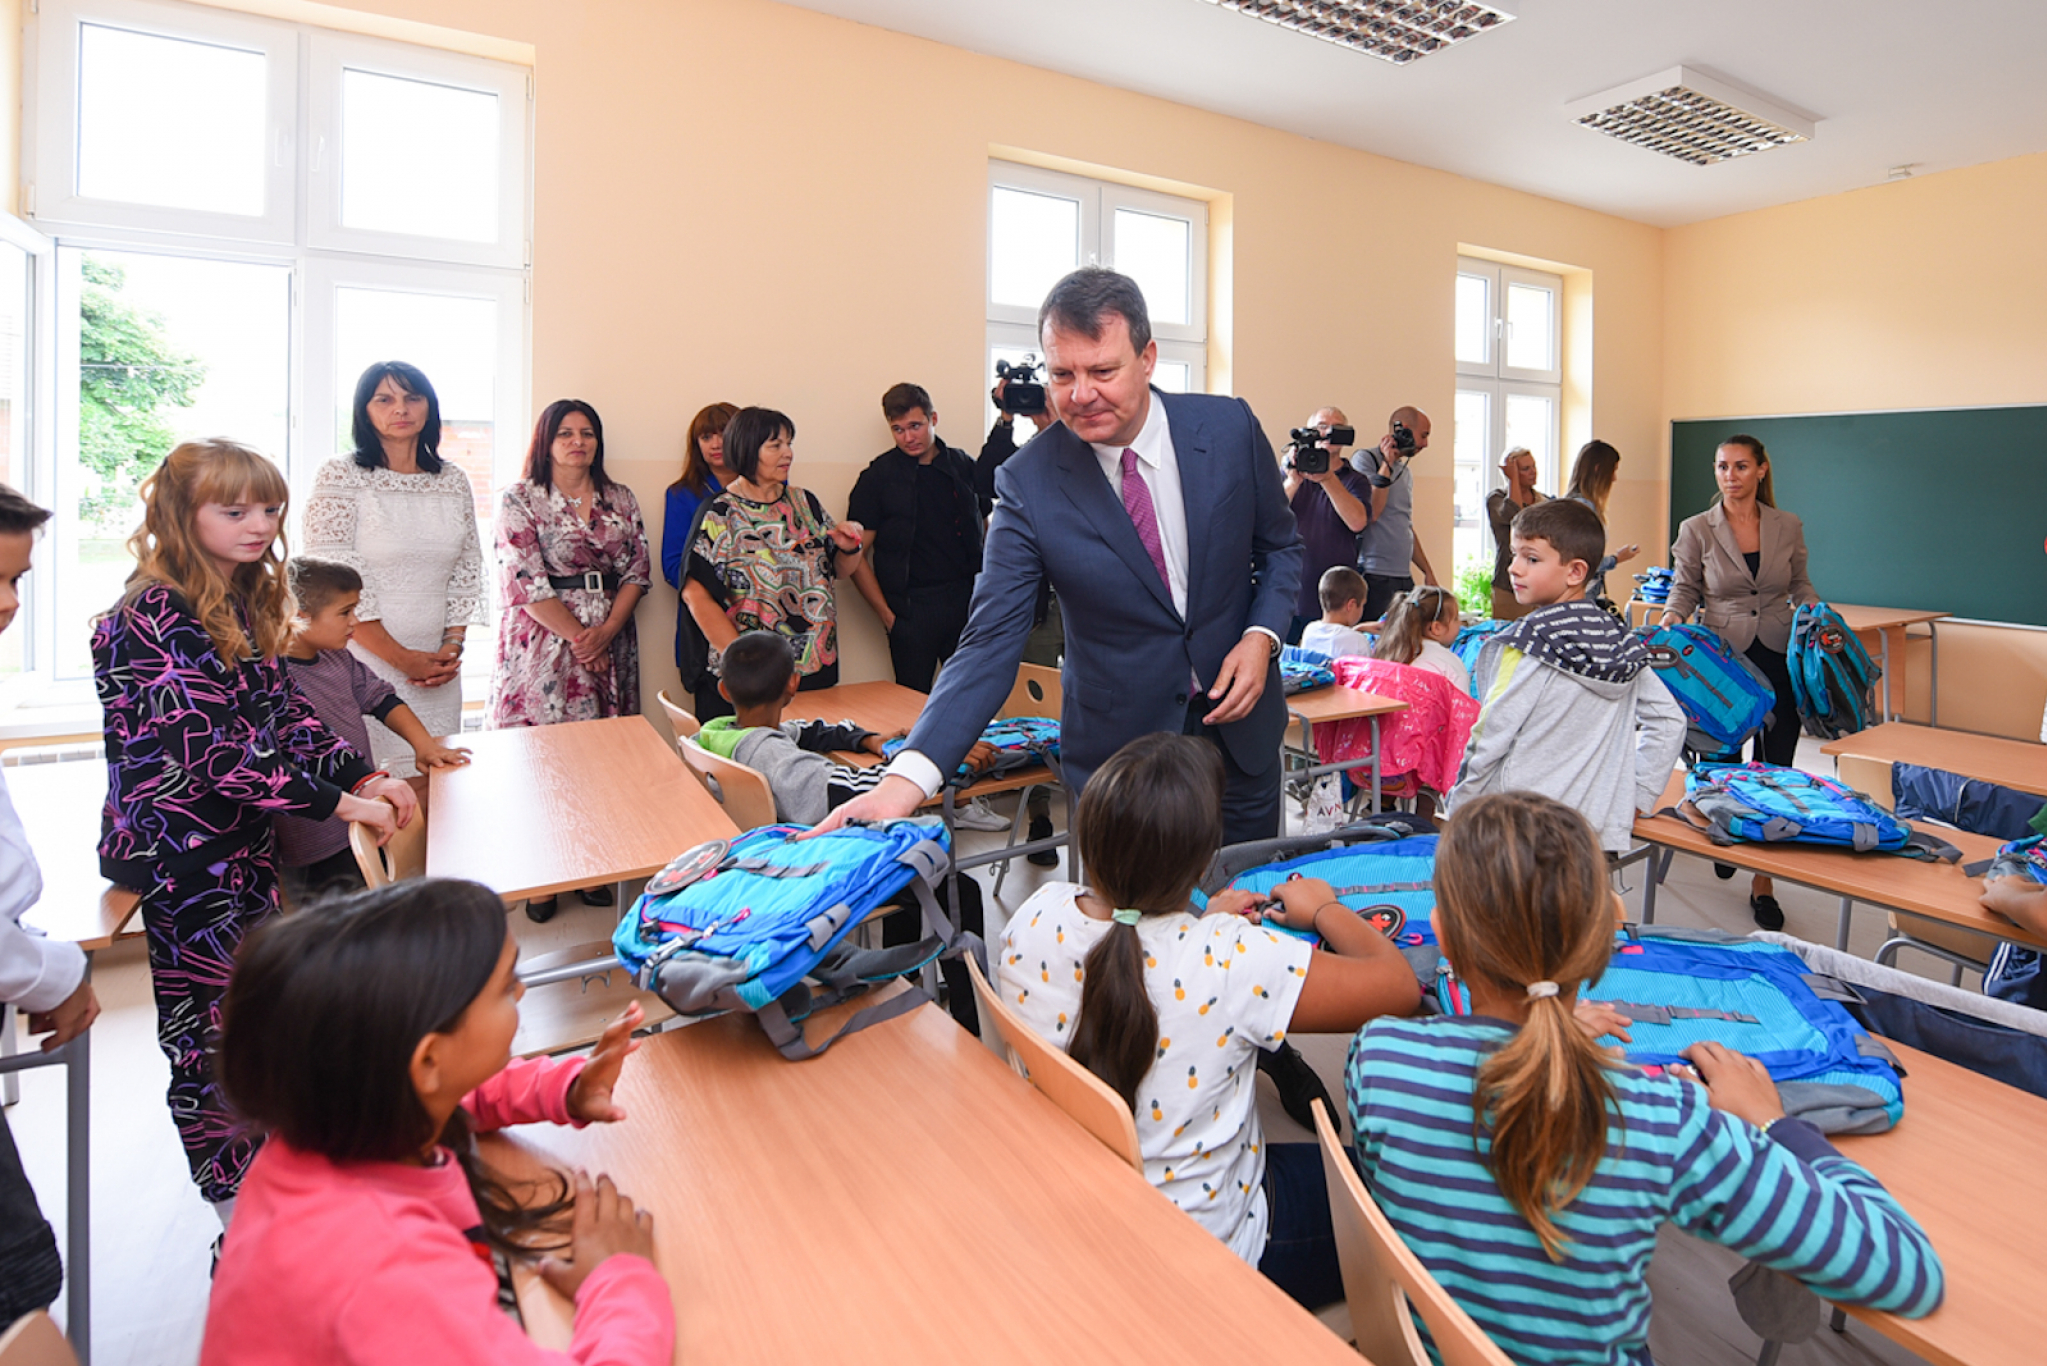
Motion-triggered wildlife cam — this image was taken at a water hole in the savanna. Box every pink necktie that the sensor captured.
[1120,447,1171,594]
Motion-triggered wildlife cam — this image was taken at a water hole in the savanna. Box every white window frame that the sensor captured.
[28,0,299,245]
[1456,257,1562,386]
[305,35,530,269]
[0,219,58,701]
[19,0,531,706]
[987,161,1208,391]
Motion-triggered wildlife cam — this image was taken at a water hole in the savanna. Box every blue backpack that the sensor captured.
[1632,567,1674,605]
[882,716,1059,788]
[611,819,977,1059]
[1634,623,1777,753]
[1445,928,1903,1133]
[1679,762,1960,861]
[1789,603,1881,739]
[1450,620,1510,697]
[1281,645,1336,695]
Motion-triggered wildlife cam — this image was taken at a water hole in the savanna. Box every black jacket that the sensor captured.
[846,438,992,601]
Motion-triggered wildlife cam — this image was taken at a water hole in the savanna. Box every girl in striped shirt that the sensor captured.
[1344,792,1943,1365]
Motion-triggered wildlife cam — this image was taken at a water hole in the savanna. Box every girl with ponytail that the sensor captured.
[1345,793,1944,1363]
[998,733,1420,1308]
[1369,583,1469,694]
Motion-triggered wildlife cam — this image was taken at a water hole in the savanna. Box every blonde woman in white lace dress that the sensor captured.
[302,362,484,783]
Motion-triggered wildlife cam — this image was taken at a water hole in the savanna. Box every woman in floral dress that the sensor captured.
[683,406,864,690]
[488,399,651,728]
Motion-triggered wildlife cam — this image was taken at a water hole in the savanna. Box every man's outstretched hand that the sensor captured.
[802,773,925,836]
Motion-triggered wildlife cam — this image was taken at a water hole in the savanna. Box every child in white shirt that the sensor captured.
[998,732,1420,1308]
[1371,583,1471,694]
[1298,566,1375,659]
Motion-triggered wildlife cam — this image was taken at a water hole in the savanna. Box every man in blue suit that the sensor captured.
[819,267,1303,843]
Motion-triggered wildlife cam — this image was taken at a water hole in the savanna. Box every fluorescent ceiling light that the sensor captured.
[1192,0,1515,65]
[1565,67,1815,166]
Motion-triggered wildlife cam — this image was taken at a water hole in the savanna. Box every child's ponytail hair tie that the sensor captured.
[1525,980,1560,1000]
[1111,909,1143,927]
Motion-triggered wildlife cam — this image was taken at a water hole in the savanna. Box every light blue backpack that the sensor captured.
[1788,602,1881,739]
[1634,622,1777,753]
[1680,763,1959,861]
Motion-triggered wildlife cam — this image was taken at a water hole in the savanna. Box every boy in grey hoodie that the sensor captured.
[698,631,997,825]
[1448,500,1684,852]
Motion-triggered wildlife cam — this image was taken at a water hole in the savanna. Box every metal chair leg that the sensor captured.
[1755,1341,1782,1366]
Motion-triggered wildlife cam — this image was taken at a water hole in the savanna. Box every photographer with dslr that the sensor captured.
[1281,406,1373,643]
[1354,405,1440,622]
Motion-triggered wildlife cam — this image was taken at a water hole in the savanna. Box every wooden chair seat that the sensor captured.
[348,809,428,890]
[0,1312,76,1366]
[965,954,1142,1172]
[657,688,702,740]
[678,735,779,830]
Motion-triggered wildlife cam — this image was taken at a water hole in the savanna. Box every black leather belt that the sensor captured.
[548,572,621,592]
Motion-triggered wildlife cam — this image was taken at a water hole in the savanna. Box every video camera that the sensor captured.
[995,356,1047,416]
[1285,423,1355,475]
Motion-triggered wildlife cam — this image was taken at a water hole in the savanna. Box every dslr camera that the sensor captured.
[995,356,1047,416]
[1390,419,1418,454]
[1285,423,1355,476]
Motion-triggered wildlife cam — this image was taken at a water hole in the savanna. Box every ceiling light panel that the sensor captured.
[1565,67,1816,166]
[1193,1,1515,65]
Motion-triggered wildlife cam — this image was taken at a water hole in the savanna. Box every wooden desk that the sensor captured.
[1284,685,1410,820]
[428,716,737,906]
[484,998,1358,1365]
[1822,723,2046,800]
[1631,773,2025,953]
[1834,1039,2047,1366]
[10,759,139,951]
[1833,605,1949,725]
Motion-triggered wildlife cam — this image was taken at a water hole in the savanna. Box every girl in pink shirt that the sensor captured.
[202,878,674,1365]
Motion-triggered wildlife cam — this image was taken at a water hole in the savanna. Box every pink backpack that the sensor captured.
[1312,657,1479,795]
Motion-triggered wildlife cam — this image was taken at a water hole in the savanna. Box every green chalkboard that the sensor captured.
[1669,408,2047,627]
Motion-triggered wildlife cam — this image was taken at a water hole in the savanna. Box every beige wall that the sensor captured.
[157,0,1665,710]
[1663,152,2047,738]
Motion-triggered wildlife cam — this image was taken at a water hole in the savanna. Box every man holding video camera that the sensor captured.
[1355,405,1440,621]
[1281,406,1373,643]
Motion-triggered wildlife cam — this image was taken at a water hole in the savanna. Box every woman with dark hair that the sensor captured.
[304,362,485,782]
[1662,434,1821,929]
[683,407,865,691]
[488,399,651,731]
[1563,439,1639,609]
[661,401,739,721]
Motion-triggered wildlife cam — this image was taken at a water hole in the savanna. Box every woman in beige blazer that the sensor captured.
[1661,434,1819,928]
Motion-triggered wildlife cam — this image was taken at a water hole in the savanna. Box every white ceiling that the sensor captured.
[774,0,2047,227]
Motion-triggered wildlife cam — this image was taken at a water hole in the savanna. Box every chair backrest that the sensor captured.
[348,809,428,891]
[679,735,780,830]
[656,689,701,740]
[0,1312,78,1366]
[998,662,1062,720]
[1312,1100,1514,1366]
[964,954,1142,1172]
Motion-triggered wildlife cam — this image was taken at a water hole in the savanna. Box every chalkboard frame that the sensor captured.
[1668,407,2047,627]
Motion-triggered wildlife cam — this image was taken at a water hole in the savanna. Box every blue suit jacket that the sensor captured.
[903,389,1303,797]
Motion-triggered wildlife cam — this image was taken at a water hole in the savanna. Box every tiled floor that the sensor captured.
[8,746,1957,1364]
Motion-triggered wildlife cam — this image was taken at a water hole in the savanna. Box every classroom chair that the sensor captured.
[678,735,779,830]
[964,954,1142,1172]
[1310,1099,1513,1366]
[656,689,701,741]
[1837,754,1995,984]
[990,662,1069,892]
[347,811,429,889]
[0,1312,77,1366]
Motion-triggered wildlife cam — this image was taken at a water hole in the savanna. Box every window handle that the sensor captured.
[311,134,326,174]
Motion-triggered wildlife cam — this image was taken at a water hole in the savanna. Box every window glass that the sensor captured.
[1504,393,1556,489]
[341,68,501,243]
[332,286,499,502]
[0,241,27,676]
[1113,208,1190,326]
[55,247,290,678]
[76,23,267,215]
[990,187,1080,310]
[1153,358,1191,393]
[1454,273,1490,366]
[1453,389,1490,575]
[1504,282,1555,373]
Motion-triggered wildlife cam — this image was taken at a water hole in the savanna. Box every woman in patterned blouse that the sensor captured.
[683,407,866,690]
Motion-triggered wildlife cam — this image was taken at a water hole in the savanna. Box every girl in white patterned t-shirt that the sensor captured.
[998,733,1421,1308]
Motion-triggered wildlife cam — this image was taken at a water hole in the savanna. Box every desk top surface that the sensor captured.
[1634,774,2030,947]
[1833,604,1952,632]
[1821,723,2046,799]
[780,680,1054,801]
[485,997,1358,1365]
[427,717,737,901]
[1287,685,1411,724]
[8,760,138,950]
[1836,1039,2047,1366]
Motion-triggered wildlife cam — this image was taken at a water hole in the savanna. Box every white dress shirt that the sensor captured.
[0,765,83,1014]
